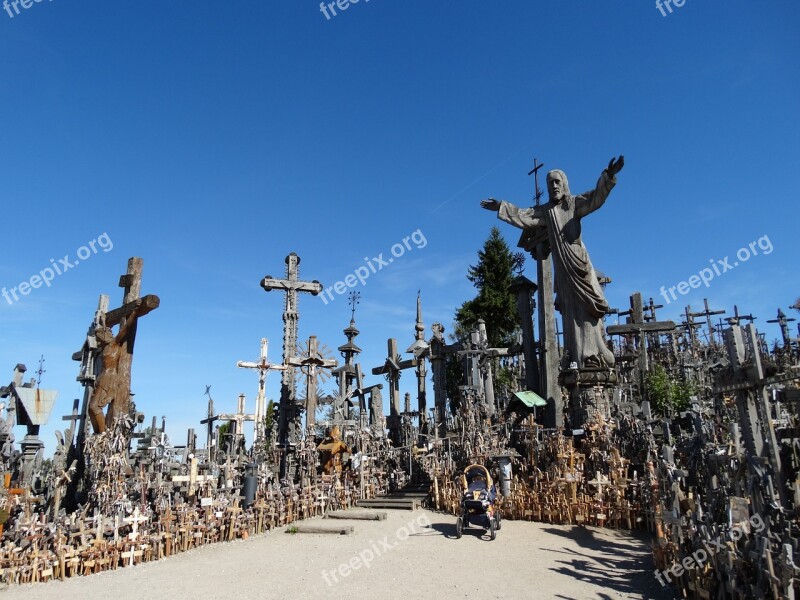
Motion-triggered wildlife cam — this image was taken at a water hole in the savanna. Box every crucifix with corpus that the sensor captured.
[236,338,286,446]
[75,258,160,435]
[288,335,337,430]
[260,253,322,476]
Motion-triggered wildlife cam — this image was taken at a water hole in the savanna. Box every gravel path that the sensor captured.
[10,509,678,600]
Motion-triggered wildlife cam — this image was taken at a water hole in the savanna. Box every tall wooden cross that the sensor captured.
[519,157,561,428]
[104,258,160,425]
[261,253,322,475]
[372,338,417,444]
[236,338,286,445]
[288,335,337,430]
[200,386,217,462]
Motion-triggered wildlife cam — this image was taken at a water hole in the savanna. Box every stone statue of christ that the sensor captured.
[482,156,624,369]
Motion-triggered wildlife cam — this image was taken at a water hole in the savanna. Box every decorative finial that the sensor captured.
[348,291,361,321]
[35,355,46,389]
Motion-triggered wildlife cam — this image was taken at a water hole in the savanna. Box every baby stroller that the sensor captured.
[455,464,501,540]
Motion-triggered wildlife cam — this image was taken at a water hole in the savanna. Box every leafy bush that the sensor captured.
[644,364,696,416]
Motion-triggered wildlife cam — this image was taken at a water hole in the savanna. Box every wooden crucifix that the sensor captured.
[260,254,322,469]
[288,335,337,430]
[236,338,286,446]
[87,258,160,434]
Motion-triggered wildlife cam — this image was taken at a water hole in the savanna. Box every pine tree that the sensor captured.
[446,228,522,410]
[454,227,520,347]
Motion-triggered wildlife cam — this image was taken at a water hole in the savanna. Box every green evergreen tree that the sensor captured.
[446,227,522,409]
[263,399,276,448]
[454,227,520,347]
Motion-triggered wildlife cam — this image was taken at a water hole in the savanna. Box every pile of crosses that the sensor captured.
[0,256,414,585]
[426,414,659,530]
[0,414,379,584]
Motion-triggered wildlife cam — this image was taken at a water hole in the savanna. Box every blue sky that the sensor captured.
[1,1,798,452]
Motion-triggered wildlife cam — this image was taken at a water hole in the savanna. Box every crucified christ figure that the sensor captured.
[89,304,141,434]
[482,156,624,369]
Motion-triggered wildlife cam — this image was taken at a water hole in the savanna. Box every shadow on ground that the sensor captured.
[427,521,494,541]
[539,526,679,600]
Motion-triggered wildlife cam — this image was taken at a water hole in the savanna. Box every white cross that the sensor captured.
[587,471,610,501]
[124,507,148,542]
[237,338,286,443]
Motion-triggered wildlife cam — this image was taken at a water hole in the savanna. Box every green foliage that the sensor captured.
[494,364,516,393]
[265,399,275,434]
[445,356,464,415]
[218,421,232,437]
[644,364,696,416]
[454,227,520,348]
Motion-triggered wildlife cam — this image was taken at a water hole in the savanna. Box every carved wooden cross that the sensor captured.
[372,338,417,443]
[288,335,337,429]
[101,258,160,426]
[261,253,322,464]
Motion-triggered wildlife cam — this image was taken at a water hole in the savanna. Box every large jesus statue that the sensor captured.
[481,156,624,369]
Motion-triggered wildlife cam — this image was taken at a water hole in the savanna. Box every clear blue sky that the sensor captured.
[1,1,798,452]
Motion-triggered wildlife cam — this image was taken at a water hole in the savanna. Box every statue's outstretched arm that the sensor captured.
[575,156,624,219]
[482,198,543,228]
